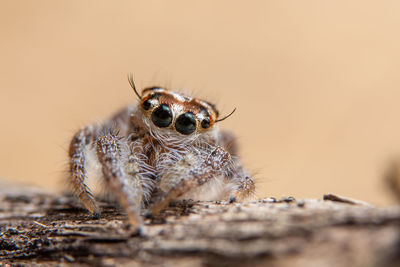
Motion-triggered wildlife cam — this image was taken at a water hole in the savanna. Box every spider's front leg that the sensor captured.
[69,125,100,216]
[227,163,255,203]
[217,130,255,202]
[149,146,231,215]
[96,133,143,228]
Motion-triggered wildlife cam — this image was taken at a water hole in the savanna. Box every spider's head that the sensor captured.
[138,87,220,135]
[128,75,235,136]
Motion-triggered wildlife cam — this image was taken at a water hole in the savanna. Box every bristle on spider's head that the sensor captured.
[127,74,142,100]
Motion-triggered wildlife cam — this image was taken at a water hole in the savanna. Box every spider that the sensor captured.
[68,75,255,229]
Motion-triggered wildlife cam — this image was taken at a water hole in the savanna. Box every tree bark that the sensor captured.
[1,184,399,267]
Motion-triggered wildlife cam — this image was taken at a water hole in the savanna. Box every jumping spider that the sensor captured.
[68,75,255,228]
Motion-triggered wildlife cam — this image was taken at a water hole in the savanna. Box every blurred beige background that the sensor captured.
[1,1,400,205]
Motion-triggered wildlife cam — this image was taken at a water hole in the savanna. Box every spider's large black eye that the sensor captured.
[152,104,172,128]
[175,112,197,135]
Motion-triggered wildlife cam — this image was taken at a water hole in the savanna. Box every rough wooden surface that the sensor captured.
[1,185,400,267]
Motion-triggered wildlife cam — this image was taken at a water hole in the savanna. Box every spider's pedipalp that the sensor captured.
[150,146,231,215]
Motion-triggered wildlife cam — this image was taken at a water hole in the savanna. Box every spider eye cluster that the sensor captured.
[140,92,213,135]
[150,105,200,135]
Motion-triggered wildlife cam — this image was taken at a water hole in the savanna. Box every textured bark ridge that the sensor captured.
[1,185,400,267]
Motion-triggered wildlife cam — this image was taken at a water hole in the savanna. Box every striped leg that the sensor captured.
[150,146,231,215]
[69,126,100,216]
[96,133,143,228]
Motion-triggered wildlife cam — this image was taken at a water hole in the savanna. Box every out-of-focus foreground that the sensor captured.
[1,185,400,266]
[1,1,400,205]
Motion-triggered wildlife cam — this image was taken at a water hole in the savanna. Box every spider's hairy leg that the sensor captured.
[217,130,239,156]
[69,125,100,216]
[228,162,255,202]
[150,146,231,215]
[96,133,143,228]
[217,130,255,202]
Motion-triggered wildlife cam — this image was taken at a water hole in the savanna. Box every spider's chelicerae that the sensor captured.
[68,76,255,228]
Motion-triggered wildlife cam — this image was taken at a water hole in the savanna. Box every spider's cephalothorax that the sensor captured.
[68,76,255,228]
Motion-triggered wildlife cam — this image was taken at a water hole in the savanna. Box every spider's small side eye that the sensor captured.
[142,99,152,110]
[176,112,197,135]
[201,118,210,129]
[152,104,173,128]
